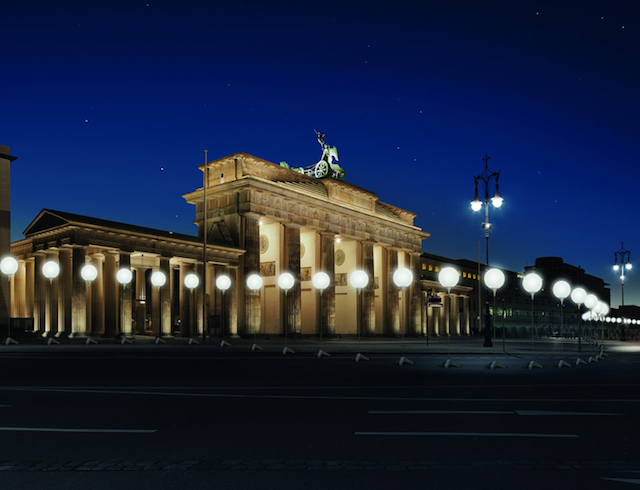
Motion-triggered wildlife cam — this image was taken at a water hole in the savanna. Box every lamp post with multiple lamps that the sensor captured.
[470,155,503,347]
[613,242,631,307]
[0,256,19,345]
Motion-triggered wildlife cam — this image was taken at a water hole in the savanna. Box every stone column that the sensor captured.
[71,247,87,337]
[103,252,117,337]
[443,293,450,336]
[362,241,375,335]
[90,254,104,337]
[24,258,34,320]
[387,248,400,335]
[179,262,190,337]
[33,253,45,333]
[15,260,26,318]
[57,248,72,336]
[410,253,422,335]
[243,214,261,336]
[226,266,238,337]
[451,294,460,335]
[283,224,302,335]
[319,232,336,336]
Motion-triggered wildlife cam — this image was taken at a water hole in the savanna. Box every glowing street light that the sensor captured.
[471,155,503,348]
[613,242,632,306]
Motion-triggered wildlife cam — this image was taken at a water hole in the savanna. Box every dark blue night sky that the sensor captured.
[3,0,640,305]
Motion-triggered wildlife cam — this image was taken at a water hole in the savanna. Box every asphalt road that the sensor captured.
[0,339,638,489]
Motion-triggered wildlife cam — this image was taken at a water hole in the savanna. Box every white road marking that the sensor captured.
[355,432,578,438]
[369,410,512,414]
[0,427,156,433]
[515,410,622,416]
[601,478,640,485]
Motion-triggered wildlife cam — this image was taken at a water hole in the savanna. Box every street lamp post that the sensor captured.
[42,260,60,343]
[350,270,369,362]
[570,287,588,364]
[393,267,414,366]
[312,271,331,358]
[278,272,295,355]
[246,273,263,351]
[215,274,231,346]
[484,268,506,370]
[552,280,572,368]
[81,264,99,345]
[522,272,543,369]
[596,302,609,359]
[184,273,200,345]
[0,256,19,345]
[471,154,503,347]
[116,268,133,344]
[438,266,460,368]
[150,270,167,344]
[613,242,631,307]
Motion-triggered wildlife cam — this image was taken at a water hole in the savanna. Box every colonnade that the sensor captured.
[9,245,237,338]
[238,213,426,337]
[424,292,471,336]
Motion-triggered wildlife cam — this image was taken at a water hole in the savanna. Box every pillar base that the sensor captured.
[588,356,599,363]
[220,340,232,347]
[398,356,413,366]
[188,338,200,345]
[251,343,263,351]
[526,360,543,370]
[354,353,369,362]
[69,332,89,339]
[575,358,588,366]
[557,359,571,368]
[282,346,295,355]
[316,349,330,358]
[4,337,19,346]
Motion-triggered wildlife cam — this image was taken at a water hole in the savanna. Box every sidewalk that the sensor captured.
[0,333,631,355]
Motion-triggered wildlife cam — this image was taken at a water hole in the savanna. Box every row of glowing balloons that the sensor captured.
[1,256,414,296]
[437,265,610,316]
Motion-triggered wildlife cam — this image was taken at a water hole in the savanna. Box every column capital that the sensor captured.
[283,222,303,229]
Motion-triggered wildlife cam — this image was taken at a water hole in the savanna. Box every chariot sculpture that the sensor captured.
[280,130,345,180]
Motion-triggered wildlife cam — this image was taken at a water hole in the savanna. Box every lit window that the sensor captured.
[435,266,439,272]
[421,263,426,270]
[463,272,466,278]
[428,265,433,272]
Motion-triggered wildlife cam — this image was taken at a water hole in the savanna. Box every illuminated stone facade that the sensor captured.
[8,151,429,338]
[182,152,430,337]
